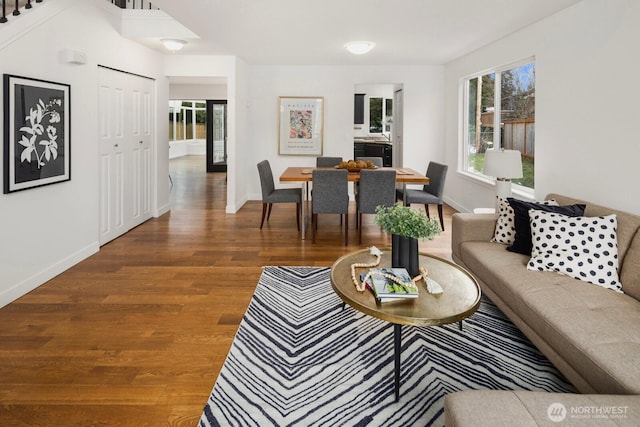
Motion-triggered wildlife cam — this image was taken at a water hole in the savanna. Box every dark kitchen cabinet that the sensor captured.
[354,142,392,167]
[354,94,365,125]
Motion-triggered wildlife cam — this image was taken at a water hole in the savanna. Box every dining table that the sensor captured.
[279,166,430,240]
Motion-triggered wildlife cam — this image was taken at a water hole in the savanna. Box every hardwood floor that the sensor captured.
[0,156,456,426]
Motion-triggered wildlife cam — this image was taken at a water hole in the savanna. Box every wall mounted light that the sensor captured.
[161,38,187,52]
[344,41,375,55]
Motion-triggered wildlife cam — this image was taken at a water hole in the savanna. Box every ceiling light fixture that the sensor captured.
[344,41,375,55]
[161,38,187,52]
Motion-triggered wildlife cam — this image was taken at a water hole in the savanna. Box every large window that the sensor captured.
[463,59,535,190]
[168,100,206,141]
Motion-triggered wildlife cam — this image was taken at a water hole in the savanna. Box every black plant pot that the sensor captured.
[391,234,419,277]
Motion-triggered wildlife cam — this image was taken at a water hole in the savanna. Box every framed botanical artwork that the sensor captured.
[278,96,323,156]
[3,74,71,193]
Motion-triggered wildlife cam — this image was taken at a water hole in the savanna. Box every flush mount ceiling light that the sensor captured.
[161,38,187,52]
[344,41,375,55]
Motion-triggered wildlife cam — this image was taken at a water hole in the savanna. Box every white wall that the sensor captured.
[169,83,227,100]
[444,0,640,215]
[246,65,444,199]
[0,0,168,307]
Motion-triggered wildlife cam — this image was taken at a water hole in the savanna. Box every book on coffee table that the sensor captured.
[362,268,418,303]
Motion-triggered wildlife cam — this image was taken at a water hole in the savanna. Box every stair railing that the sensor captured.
[1,0,158,25]
[110,0,156,9]
[1,1,42,24]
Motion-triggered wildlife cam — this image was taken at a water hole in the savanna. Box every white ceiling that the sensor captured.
[150,0,582,65]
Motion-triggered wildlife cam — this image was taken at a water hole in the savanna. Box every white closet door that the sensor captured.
[130,84,153,226]
[98,68,154,245]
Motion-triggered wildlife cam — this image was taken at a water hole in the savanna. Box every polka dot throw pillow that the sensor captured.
[527,210,622,293]
[491,197,557,245]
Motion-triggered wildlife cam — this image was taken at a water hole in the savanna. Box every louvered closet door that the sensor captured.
[98,68,154,245]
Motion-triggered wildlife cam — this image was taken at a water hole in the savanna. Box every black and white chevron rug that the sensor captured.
[199,266,575,426]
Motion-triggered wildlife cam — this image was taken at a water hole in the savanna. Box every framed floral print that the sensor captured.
[278,96,323,156]
[3,74,71,193]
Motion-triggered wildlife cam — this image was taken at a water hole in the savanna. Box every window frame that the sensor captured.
[459,57,535,196]
[169,100,207,142]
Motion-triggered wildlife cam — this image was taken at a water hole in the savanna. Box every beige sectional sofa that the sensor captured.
[445,194,640,425]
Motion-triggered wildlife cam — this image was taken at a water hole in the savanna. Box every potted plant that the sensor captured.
[374,204,441,276]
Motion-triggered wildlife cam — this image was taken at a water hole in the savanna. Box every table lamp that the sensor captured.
[483,149,523,209]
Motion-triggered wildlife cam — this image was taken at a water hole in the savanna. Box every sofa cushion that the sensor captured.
[445,390,640,427]
[546,194,640,295]
[507,198,586,255]
[527,211,622,292]
[491,197,557,245]
[460,240,640,394]
[620,231,640,300]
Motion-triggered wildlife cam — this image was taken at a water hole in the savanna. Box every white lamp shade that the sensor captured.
[483,149,523,179]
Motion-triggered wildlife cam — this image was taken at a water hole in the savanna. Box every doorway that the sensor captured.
[353,83,404,167]
[206,100,227,172]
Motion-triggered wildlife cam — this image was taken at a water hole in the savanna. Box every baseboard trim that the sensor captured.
[155,202,171,217]
[0,242,99,309]
[226,195,248,214]
[443,196,469,213]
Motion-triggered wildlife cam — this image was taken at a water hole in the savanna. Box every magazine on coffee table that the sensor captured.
[361,268,418,303]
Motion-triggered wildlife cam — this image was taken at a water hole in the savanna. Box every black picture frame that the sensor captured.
[3,74,71,193]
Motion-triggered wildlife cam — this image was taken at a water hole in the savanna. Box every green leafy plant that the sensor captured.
[374,204,442,240]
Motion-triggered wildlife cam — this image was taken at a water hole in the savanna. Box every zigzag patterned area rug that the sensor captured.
[199,266,575,426]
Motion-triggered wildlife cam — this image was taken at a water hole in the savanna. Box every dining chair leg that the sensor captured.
[296,202,301,231]
[260,203,268,229]
[312,213,317,243]
[437,204,445,231]
[423,204,430,219]
[344,213,349,246]
[267,203,273,220]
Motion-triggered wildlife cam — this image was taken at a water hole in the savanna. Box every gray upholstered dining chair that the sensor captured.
[355,156,383,167]
[357,169,396,244]
[257,160,302,231]
[316,156,343,167]
[397,161,448,231]
[353,157,384,228]
[311,169,349,245]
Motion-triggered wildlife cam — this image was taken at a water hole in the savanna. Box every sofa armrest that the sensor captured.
[451,213,499,261]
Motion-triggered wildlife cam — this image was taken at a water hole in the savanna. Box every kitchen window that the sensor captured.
[462,58,535,190]
[369,97,393,134]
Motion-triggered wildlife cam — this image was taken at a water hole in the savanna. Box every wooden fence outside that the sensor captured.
[502,119,535,158]
[170,123,206,140]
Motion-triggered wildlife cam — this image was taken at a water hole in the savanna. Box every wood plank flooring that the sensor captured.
[0,156,456,426]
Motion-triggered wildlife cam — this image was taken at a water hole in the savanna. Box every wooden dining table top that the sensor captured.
[279,166,430,184]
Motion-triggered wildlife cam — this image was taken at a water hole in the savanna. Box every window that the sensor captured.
[369,97,383,133]
[369,97,393,134]
[462,59,535,190]
[168,100,207,141]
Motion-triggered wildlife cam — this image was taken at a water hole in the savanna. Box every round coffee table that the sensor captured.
[330,248,481,401]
